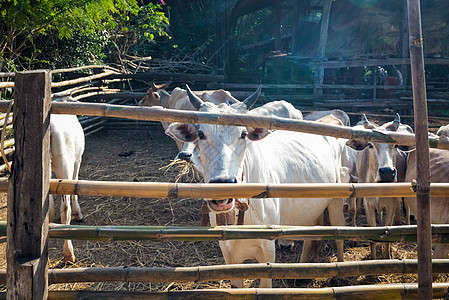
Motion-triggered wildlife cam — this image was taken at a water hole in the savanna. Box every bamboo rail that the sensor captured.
[0,222,447,243]
[50,65,120,75]
[0,101,446,149]
[51,70,118,88]
[0,179,449,199]
[3,283,448,299]
[0,260,447,285]
[0,82,14,89]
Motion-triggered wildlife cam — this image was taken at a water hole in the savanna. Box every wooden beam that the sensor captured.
[313,0,333,96]
[7,70,51,299]
[407,0,432,298]
[309,57,449,69]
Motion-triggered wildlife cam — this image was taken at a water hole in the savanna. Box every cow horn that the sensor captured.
[361,114,370,129]
[151,82,157,89]
[243,85,262,109]
[186,84,204,110]
[391,113,400,131]
[162,80,173,89]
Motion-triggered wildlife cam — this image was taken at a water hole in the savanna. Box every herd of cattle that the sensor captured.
[49,83,449,288]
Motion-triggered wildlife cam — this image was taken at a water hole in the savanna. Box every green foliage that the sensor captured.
[0,0,169,71]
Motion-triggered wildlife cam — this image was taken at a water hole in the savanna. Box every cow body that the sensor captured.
[49,98,85,262]
[166,86,345,288]
[405,148,449,259]
[347,114,412,259]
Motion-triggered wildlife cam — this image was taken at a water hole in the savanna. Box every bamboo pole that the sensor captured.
[50,70,118,88]
[0,101,447,149]
[4,283,447,300]
[0,82,14,89]
[0,259,447,285]
[50,65,120,75]
[407,0,432,298]
[0,222,446,243]
[0,179,448,199]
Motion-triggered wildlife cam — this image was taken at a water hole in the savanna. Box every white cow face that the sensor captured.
[166,85,266,213]
[347,114,414,183]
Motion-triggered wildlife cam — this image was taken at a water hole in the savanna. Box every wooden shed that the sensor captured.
[211,0,449,117]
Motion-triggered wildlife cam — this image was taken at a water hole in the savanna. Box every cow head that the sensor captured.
[166,85,263,213]
[346,114,414,183]
[139,81,172,107]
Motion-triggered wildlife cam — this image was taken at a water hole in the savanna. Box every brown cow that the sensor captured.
[346,114,413,259]
[405,129,449,259]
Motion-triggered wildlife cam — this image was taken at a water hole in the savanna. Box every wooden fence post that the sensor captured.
[7,70,51,299]
[407,0,432,299]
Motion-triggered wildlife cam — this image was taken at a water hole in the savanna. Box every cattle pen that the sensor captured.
[0,1,448,299]
[0,67,449,299]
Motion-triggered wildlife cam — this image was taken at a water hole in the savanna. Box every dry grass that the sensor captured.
[0,125,448,293]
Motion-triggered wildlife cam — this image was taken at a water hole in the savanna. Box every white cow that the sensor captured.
[184,100,304,178]
[166,85,345,288]
[49,97,85,263]
[139,82,238,157]
[346,114,413,259]
[304,111,359,226]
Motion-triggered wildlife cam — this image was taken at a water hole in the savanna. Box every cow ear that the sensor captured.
[346,139,370,151]
[247,127,270,141]
[166,123,199,143]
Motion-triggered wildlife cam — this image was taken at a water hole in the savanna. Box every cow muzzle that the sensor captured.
[207,198,235,213]
[378,167,396,183]
[207,178,238,213]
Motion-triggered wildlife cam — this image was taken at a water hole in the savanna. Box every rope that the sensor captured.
[247,199,265,225]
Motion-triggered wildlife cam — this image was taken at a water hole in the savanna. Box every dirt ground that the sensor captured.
[0,122,447,292]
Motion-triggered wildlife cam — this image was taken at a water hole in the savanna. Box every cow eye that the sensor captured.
[241,131,248,139]
[198,130,206,140]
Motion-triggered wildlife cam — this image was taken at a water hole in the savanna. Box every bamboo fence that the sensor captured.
[0,260,447,285]
[2,283,448,299]
[48,102,444,149]
[1,178,448,199]
[0,101,445,150]
[0,222,449,243]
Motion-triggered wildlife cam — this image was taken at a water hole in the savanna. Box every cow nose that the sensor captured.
[378,167,396,182]
[209,178,237,184]
[177,151,192,162]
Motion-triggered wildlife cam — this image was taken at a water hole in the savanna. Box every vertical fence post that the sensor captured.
[7,70,51,299]
[313,0,332,96]
[407,0,432,299]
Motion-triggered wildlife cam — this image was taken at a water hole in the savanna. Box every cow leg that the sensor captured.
[300,240,313,263]
[328,198,345,262]
[348,197,357,226]
[53,162,76,263]
[60,194,75,262]
[49,194,55,223]
[219,241,244,288]
[394,197,402,225]
[381,197,397,259]
[403,197,411,225]
[219,240,275,288]
[71,159,83,221]
[364,197,378,260]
